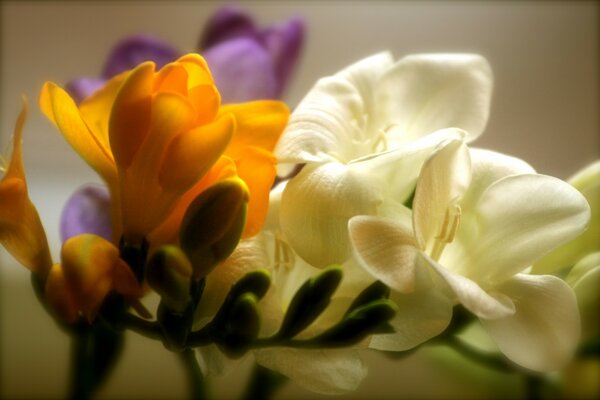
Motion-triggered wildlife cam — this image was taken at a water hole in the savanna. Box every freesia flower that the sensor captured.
[67,5,304,103]
[41,54,288,247]
[198,5,304,101]
[0,102,141,322]
[275,52,493,267]
[349,139,591,371]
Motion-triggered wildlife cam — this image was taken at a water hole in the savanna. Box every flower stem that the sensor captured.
[178,348,207,400]
[242,363,287,400]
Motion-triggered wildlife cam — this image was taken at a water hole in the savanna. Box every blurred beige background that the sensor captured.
[1,1,598,399]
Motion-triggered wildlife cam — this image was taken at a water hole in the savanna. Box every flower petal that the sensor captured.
[413,139,471,251]
[60,184,112,242]
[259,16,304,97]
[533,161,600,274]
[481,274,580,372]
[275,52,394,165]
[39,82,117,184]
[219,100,289,158]
[108,61,154,169]
[374,53,493,145]
[254,348,367,395]
[469,174,591,283]
[0,101,52,276]
[101,34,180,78]
[421,254,516,320]
[280,162,382,267]
[349,215,418,293]
[198,5,258,50]
[204,38,277,102]
[370,256,453,351]
[158,113,234,192]
[566,252,600,340]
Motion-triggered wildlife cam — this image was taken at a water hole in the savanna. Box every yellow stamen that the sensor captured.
[430,204,461,261]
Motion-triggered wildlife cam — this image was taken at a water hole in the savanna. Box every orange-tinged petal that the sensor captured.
[0,100,52,277]
[154,62,188,95]
[177,53,214,88]
[234,147,277,237]
[40,82,117,185]
[189,84,220,125]
[158,113,234,192]
[119,91,197,238]
[219,101,289,158]
[45,263,78,323]
[79,70,129,159]
[59,234,140,321]
[150,156,238,246]
[109,61,154,169]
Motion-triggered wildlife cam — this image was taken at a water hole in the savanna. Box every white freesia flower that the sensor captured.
[275,52,493,268]
[349,139,591,371]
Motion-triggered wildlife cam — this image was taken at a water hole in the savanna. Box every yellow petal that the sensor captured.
[234,147,277,238]
[158,113,234,192]
[177,53,214,88]
[220,101,289,159]
[109,61,154,169]
[154,62,188,95]
[40,82,117,184]
[189,84,220,125]
[59,234,140,321]
[0,100,52,277]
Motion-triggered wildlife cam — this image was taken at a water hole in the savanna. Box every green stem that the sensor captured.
[69,326,95,400]
[178,348,207,400]
[123,313,163,340]
[242,363,287,400]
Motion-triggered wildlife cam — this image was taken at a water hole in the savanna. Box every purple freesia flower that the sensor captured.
[199,5,304,100]
[61,6,304,240]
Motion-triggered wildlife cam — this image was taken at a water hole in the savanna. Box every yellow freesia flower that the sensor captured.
[40,53,288,247]
[0,100,52,278]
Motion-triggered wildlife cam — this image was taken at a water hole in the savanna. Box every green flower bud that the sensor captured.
[146,245,193,313]
[180,180,248,279]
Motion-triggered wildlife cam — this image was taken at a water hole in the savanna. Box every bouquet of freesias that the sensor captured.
[1,6,598,400]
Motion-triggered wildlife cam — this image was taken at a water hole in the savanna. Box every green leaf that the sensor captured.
[276,266,343,339]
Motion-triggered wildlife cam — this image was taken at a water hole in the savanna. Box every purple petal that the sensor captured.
[259,17,305,97]
[60,185,113,242]
[65,77,107,104]
[203,38,277,102]
[198,5,258,50]
[101,34,180,78]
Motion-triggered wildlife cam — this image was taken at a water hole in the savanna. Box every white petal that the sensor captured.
[275,52,393,165]
[348,215,418,293]
[280,162,382,268]
[566,252,600,340]
[413,139,471,250]
[196,344,241,376]
[468,174,591,283]
[370,255,453,351]
[374,53,493,145]
[422,254,515,320]
[254,348,367,395]
[350,128,466,212]
[481,274,581,372]
[533,161,600,274]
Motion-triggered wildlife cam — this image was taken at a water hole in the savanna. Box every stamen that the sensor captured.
[274,232,294,270]
[430,204,461,261]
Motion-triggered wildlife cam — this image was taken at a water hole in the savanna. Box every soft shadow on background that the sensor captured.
[1,1,598,399]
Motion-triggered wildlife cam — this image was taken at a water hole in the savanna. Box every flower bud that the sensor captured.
[146,245,193,313]
[180,179,248,279]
